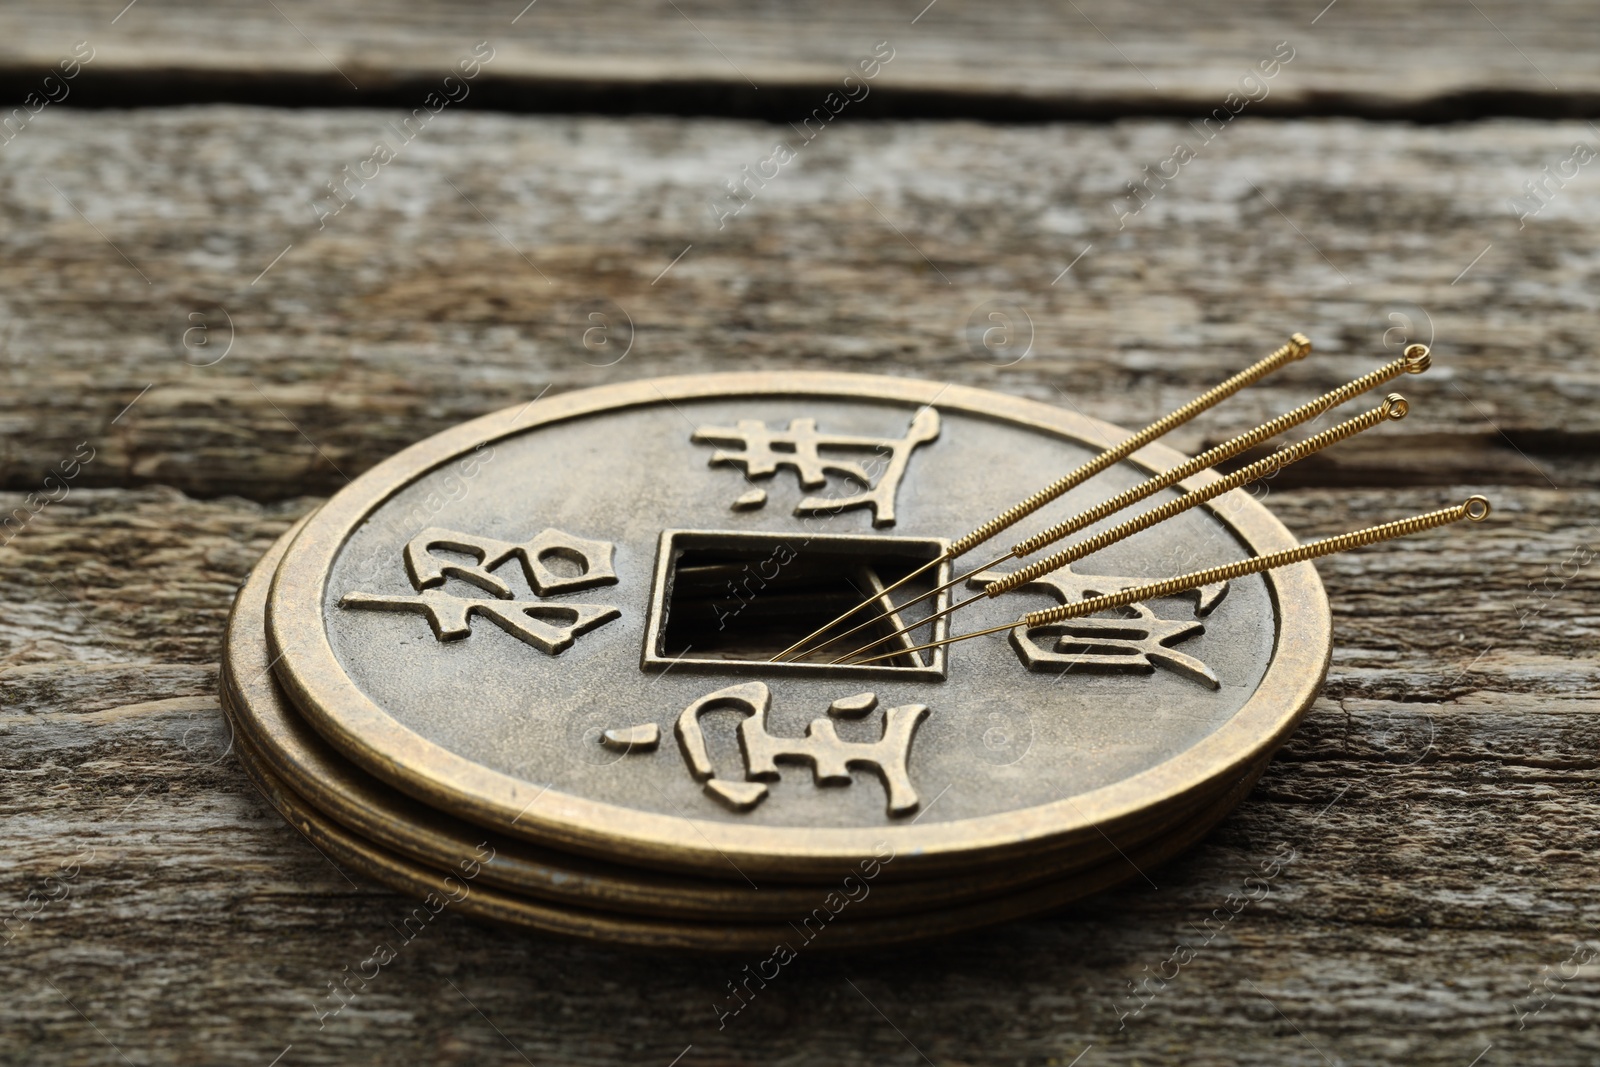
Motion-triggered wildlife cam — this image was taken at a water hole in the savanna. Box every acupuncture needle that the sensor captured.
[768,332,1315,663]
[848,495,1492,667]
[835,392,1408,664]
[829,344,1432,664]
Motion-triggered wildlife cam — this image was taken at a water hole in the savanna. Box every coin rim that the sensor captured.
[229,692,1271,952]
[265,371,1331,878]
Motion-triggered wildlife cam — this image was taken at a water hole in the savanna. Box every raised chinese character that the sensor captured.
[968,563,1227,689]
[691,408,939,527]
[606,682,929,817]
[341,526,620,656]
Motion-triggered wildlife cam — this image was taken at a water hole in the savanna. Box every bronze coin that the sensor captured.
[265,373,1329,879]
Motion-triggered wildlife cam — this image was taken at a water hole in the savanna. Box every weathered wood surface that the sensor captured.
[0,110,1596,503]
[1,0,1598,117]
[1,37,1597,1064]
[1,482,1595,1065]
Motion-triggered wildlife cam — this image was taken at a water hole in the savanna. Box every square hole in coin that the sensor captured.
[643,530,950,679]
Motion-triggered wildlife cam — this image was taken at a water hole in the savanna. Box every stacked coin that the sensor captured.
[222,373,1329,951]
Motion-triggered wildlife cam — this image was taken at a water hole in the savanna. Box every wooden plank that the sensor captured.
[0,1,1596,116]
[0,109,1593,501]
[1,484,1595,1064]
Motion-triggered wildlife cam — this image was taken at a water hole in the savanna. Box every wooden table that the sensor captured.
[2,3,1596,1064]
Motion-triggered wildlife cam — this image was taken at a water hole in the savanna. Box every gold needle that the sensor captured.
[834,392,1408,664]
[767,332,1316,663]
[832,344,1432,663]
[849,495,1492,667]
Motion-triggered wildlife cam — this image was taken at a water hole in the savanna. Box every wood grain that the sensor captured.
[0,1,1597,118]
[1,479,1595,1065]
[0,109,1594,504]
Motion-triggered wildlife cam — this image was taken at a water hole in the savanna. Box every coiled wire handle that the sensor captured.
[833,394,1411,664]
[945,332,1312,557]
[1007,344,1431,560]
[1023,493,1490,627]
[985,393,1409,597]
